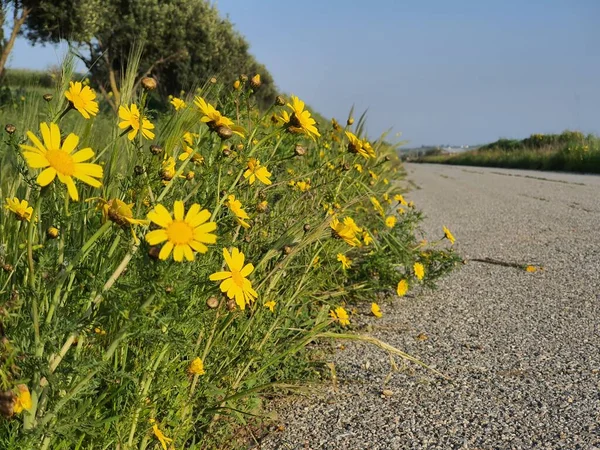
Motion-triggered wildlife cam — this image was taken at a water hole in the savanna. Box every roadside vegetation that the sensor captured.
[414,131,600,174]
[0,46,459,448]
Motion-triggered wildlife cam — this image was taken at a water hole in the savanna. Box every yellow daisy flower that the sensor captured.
[209,247,258,310]
[65,81,99,119]
[414,262,425,281]
[118,104,155,141]
[370,197,384,217]
[394,194,408,206]
[397,279,408,297]
[337,253,351,270]
[20,122,103,201]
[4,197,33,221]
[243,158,272,185]
[329,306,350,326]
[295,180,311,192]
[99,198,148,227]
[264,300,276,312]
[170,97,186,111]
[443,226,455,244]
[345,131,370,159]
[188,357,205,375]
[330,217,361,247]
[178,132,203,162]
[13,384,32,414]
[280,95,320,140]
[371,302,383,318]
[150,419,172,450]
[145,201,217,262]
[194,96,244,137]
[362,231,373,245]
[225,194,250,228]
[385,216,397,228]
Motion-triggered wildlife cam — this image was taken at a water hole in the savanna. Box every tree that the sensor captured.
[24,0,277,108]
[0,1,38,77]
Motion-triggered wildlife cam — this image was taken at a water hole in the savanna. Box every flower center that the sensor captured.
[166,220,194,245]
[46,148,75,176]
[230,270,244,288]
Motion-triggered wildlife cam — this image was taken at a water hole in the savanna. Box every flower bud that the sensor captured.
[134,165,145,175]
[148,246,161,260]
[43,94,53,102]
[347,117,354,126]
[283,245,293,255]
[4,124,16,134]
[303,224,311,232]
[206,296,219,309]
[240,74,248,82]
[233,80,241,90]
[250,74,261,89]
[210,77,217,84]
[46,227,59,239]
[141,77,157,91]
[216,126,233,140]
[2,264,13,273]
[294,144,307,156]
[186,171,195,180]
[149,144,163,155]
[275,95,285,106]
[226,299,236,311]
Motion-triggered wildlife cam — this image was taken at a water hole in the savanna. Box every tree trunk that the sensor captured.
[0,7,32,78]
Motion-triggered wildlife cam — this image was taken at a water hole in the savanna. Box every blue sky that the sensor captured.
[8,0,600,146]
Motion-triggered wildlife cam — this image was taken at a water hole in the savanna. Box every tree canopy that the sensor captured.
[21,0,277,108]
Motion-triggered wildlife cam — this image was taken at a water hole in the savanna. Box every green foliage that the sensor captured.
[23,0,277,108]
[418,131,600,173]
[0,56,457,449]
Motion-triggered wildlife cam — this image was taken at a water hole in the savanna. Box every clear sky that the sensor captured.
[7,0,600,146]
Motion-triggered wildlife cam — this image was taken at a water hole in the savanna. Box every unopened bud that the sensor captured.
[4,124,16,134]
[347,117,354,126]
[275,95,285,106]
[283,245,293,255]
[303,224,311,232]
[250,74,261,89]
[210,77,217,84]
[216,126,233,140]
[226,299,236,311]
[134,165,145,175]
[294,144,307,156]
[141,77,157,91]
[46,226,59,239]
[206,296,219,309]
[148,246,161,260]
[43,94,53,102]
[150,144,163,155]
[240,74,248,82]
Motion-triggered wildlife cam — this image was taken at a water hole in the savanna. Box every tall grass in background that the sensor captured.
[0,52,458,448]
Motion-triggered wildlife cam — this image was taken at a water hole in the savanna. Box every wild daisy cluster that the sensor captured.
[0,70,458,448]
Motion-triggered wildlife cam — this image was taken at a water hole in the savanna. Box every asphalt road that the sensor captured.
[258,164,600,450]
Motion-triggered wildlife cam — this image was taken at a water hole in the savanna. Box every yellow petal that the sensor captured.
[173,245,184,262]
[49,123,61,150]
[173,200,184,221]
[72,148,94,163]
[61,133,79,154]
[159,241,174,260]
[145,229,168,245]
[240,263,254,277]
[37,167,57,186]
[148,204,172,227]
[209,271,230,281]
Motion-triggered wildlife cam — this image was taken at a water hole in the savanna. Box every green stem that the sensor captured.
[46,221,112,325]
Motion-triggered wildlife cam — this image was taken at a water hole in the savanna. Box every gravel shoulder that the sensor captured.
[257,164,600,450]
